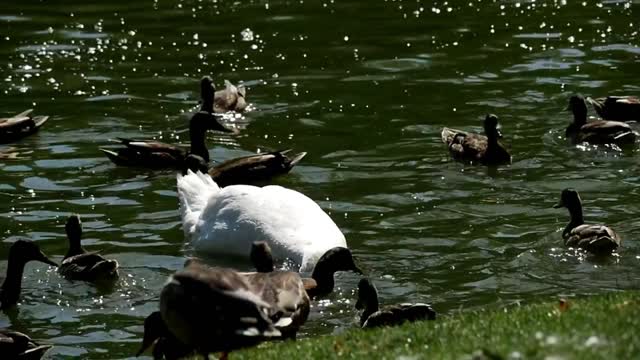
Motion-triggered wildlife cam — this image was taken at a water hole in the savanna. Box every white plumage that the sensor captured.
[177,171,347,272]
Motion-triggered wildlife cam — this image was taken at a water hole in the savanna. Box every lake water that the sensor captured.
[1,0,639,358]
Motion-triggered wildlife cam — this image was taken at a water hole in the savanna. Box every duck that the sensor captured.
[250,241,275,273]
[58,215,119,282]
[101,77,234,168]
[441,114,511,165]
[0,109,49,144]
[137,311,193,360]
[565,95,637,145]
[586,95,640,121]
[177,170,349,272]
[248,241,362,299]
[355,278,436,329]
[211,78,247,113]
[184,147,307,187]
[1,240,57,310]
[553,188,621,255]
[159,263,283,359]
[0,329,52,360]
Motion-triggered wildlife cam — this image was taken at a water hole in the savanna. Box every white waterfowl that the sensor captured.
[177,170,348,272]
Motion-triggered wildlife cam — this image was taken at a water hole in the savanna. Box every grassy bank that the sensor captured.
[234,291,639,359]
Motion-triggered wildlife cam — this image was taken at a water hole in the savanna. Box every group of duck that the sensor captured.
[1,78,638,358]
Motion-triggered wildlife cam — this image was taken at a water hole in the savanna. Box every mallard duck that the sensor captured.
[212,78,247,113]
[0,240,57,310]
[184,148,306,187]
[0,329,52,360]
[177,170,349,272]
[248,241,362,298]
[441,114,511,165]
[0,109,49,144]
[553,188,621,255]
[565,95,637,145]
[58,215,119,282]
[137,311,193,360]
[355,278,436,329]
[159,263,283,358]
[101,78,234,168]
[586,95,640,121]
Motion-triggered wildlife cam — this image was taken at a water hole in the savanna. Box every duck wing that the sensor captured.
[566,224,621,255]
[214,80,246,113]
[101,138,187,167]
[587,96,640,121]
[209,150,307,187]
[363,303,436,328]
[0,110,48,144]
[0,329,52,359]
[160,265,281,354]
[244,271,310,339]
[60,252,119,281]
[578,120,637,145]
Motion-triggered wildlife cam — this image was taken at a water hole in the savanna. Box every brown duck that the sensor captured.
[137,311,193,360]
[565,95,637,145]
[0,329,52,360]
[58,215,119,283]
[159,263,283,359]
[0,109,48,144]
[586,95,640,121]
[356,278,436,329]
[553,188,621,255]
[101,78,234,168]
[212,78,248,113]
[0,240,57,310]
[441,114,511,165]
[184,149,307,187]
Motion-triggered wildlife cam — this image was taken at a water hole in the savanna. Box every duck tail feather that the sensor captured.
[287,151,307,168]
[177,170,220,236]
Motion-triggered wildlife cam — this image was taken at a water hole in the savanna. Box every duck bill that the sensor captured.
[207,114,237,134]
[38,252,58,267]
[553,200,564,209]
[351,264,364,275]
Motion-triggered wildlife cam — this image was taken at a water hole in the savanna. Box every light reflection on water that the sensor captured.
[0,0,639,358]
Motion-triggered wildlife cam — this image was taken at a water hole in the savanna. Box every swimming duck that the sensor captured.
[0,109,49,144]
[0,329,52,360]
[0,240,57,310]
[137,311,193,360]
[565,95,637,145]
[184,148,307,187]
[101,78,234,168]
[248,241,362,299]
[586,95,640,121]
[177,170,349,272]
[441,114,511,165]
[355,278,436,329]
[211,78,247,113]
[58,215,119,282]
[553,188,621,255]
[159,263,283,358]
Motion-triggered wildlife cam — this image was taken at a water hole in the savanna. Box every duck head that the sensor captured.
[250,241,274,273]
[137,311,167,356]
[483,114,502,140]
[553,188,582,210]
[309,247,362,296]
[566,95,588,124]
[10,240,57,268]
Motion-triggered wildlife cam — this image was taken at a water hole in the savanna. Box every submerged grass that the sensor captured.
[233,291,639,359]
